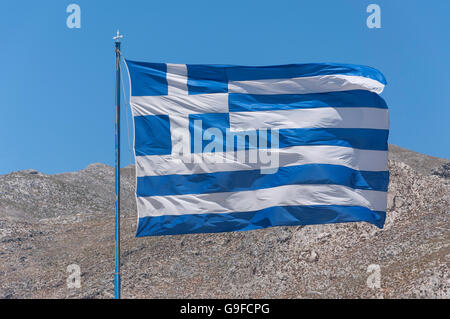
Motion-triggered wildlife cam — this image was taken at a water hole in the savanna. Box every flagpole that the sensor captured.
[113,30,123,300]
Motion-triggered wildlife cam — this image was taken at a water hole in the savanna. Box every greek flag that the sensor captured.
[125,61,389,237]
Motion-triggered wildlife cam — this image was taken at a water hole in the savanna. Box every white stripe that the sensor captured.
[165,65,191,156]
[229,107,389,131]
[137,184,387,217]
[166,63,188,96]
[162,64,196,156]
[228,74,385,95]
[135,145,388,177]
[130,93,229,116]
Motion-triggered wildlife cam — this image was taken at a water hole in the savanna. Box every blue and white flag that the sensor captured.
[125,61,389,237]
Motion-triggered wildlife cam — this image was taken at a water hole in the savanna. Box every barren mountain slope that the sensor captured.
[389,144,448,177]
[0,145,448,298]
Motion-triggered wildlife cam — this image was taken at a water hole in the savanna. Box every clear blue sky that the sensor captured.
[1,0,449,174]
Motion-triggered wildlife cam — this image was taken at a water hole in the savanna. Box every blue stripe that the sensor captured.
[228,90,387,112]
[137,164,389,197]
[126,60,168,96]
[188,113,388,154]
[134,115,172,156]
[187,64,228,95]
[136,205,386,237]
[278,128,388,151]
[127,61,386,97]
[132,114,388,156]
[225,63,386,84]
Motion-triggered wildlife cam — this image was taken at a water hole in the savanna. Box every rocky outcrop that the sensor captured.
[0,145,448,299]
[389,144,448,177]
[431,163,450,179]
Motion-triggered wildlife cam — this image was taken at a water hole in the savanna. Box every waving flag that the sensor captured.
[125,61,389,237]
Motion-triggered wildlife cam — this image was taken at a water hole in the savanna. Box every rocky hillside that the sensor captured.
[388,144,449,177]
[0,145,448,299]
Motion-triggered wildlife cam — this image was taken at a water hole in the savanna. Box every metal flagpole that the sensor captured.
[113,30,123,299]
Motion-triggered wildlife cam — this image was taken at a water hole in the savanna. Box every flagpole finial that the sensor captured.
[113,29,124,42]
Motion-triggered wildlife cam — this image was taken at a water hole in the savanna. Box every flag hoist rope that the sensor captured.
[118,52,137,244]
[119,54,134,172]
